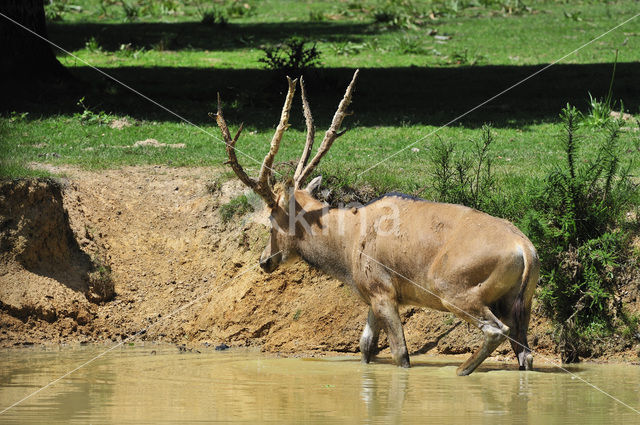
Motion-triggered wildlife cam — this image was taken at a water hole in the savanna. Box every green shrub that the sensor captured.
[258,36,321,72]
[428,124,497,211]
[200,7,228,26]
[533,106,634,245]
[45,0,69,22]
[429,109,638,362]
[523,105,637,362]
[122,1,140,21]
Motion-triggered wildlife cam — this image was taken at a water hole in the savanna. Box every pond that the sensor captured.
[1,346,639,423]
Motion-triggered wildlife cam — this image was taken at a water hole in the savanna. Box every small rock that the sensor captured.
[215,343,230,351]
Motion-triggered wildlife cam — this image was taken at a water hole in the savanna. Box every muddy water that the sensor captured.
[1,346,639,424]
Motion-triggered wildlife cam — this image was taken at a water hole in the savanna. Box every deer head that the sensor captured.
[212,70,359,272]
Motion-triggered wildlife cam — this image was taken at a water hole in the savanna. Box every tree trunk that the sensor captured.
[0,0,68,81]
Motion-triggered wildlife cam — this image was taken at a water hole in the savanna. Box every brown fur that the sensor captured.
[263,189,539,375]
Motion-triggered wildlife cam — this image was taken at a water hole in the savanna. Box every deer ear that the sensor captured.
[305,175,322,193]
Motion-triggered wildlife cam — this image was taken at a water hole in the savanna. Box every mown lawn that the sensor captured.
[2,0,639,207]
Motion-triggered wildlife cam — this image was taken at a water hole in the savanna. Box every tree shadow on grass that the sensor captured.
[3,62,639,129]
[48,21,381,52]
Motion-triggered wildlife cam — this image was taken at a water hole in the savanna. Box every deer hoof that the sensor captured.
[525,353,533,371]
[456,365,472,376]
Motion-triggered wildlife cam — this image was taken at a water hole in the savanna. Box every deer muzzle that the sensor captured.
[260,251,282,273]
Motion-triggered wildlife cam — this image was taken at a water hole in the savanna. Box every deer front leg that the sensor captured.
[360,308,381,363]
[371,297,410,368]
[456,308,510,376]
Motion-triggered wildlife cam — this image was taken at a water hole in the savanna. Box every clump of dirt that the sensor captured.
[0,166,637,366]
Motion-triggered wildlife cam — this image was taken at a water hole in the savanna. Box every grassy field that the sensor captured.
[2,0,639,205]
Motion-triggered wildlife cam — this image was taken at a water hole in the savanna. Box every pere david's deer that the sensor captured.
[211,70,539,375]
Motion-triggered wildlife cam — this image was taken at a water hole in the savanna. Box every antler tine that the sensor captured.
[257,76,299,190]
[296,69,359,187]
[211,93,258,193]
[294,76,316,189]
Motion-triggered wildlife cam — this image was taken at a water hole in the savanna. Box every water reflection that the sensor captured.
[360,367,409,422]
[0,347,638,424]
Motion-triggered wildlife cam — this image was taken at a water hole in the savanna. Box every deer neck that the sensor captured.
[292,198,359,284]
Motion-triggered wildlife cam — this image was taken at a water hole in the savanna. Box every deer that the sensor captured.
[211,70,539,375]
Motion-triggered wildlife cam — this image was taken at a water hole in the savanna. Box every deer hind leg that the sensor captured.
[371,297,410,368]
[507,309,533,371]
[510,334,533,371]
[456,308,510,376]
[360,308,381,364]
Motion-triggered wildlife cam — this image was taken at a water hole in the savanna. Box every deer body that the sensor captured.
[285,189,538,374]
[213,70,539,375]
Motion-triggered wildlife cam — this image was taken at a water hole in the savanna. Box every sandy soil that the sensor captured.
[1,166,638,366]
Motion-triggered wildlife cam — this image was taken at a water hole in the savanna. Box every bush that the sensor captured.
[200,7,228,26]
[258,36,321,72]
[523,105,637,362]
[428,124,497,211]
[530,106,634,245]
[122,1,140,21]
[428,109,638,362]
[45,0,69,22]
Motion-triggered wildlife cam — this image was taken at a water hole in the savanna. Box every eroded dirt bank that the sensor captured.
[1,166,638,364]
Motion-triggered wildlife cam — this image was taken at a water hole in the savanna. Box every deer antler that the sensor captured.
[213,71,358,204]
[257,76,298,191]
[294,69,359,189]
[293,76,316,185]
[211,77,298,208]
[211,94,256,189]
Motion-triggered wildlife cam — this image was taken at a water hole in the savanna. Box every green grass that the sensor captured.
[219,194,254,222]
[3,112,636,199]
[46,0,640,70]
[3,0,640,199]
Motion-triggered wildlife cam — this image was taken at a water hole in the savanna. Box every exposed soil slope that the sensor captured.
[0,166,637,364]
[0,179,112,329]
